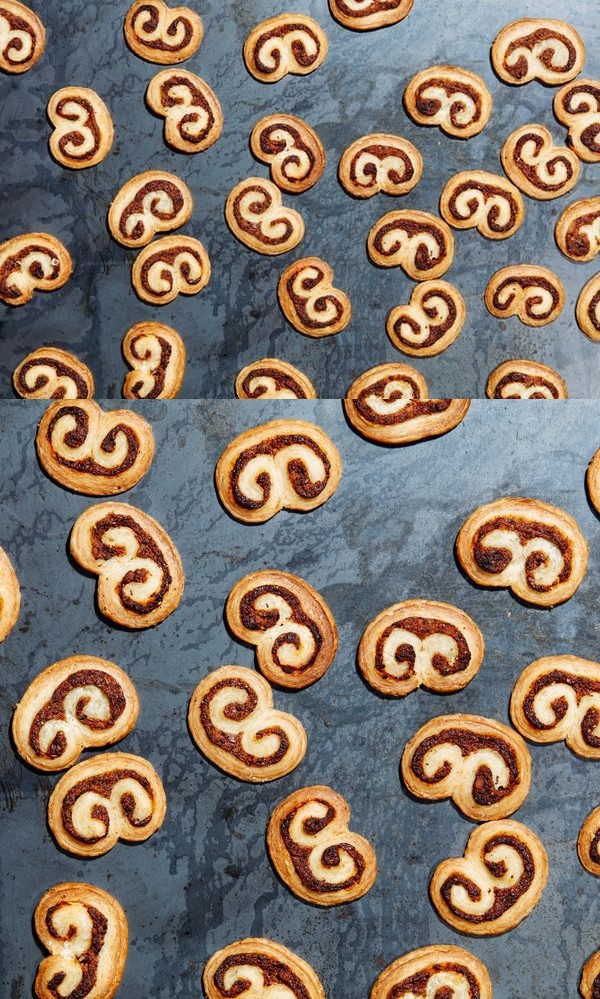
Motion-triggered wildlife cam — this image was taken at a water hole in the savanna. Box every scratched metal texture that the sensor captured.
[2,0,600,398]
[1,399,600,997]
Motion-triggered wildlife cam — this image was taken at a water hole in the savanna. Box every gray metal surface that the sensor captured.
[1,398,600,997]
[2,0,600,398]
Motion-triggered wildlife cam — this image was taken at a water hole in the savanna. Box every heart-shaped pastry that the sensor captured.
[47,87,113,169]
[124,0,203,63]
[146,69,222,153]
[0,232,72,306]
[278,256,351,336]
[13,347,94,399]
[243,14,327,83]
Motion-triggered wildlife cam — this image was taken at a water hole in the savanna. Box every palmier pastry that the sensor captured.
[188,665,307,781]
[430,819,548,935]
[48,751,166,857]
[581,951,600,999]
[14,347,94,399]
[511,655,600,759]
[215,419,341,524]
[277,256,351,337]
[226,569,337,689]
[267,785,377,906]
[402,713,531,821]
[0,545,20,642]
[243,14,328,83]
[36,399,155,496]
[484,265,565,327]
[108,171,192,249]
[124,0,203,64]
[146,69,222,153]
[358,599,484,697]
[456,497,588,607]
[386,280,465,357]
[122,321,186,399]
[367,209,454,278]
[404,65,492,139]
[577,273,600,341]
[338,134,422,198]
[588,445,600,513]
[501,123,580,200]
[486,359,568,399]
[370,945,492,999]
[0,0,45,74]
[344,365,470,445]
[440,170,524,240]
[579,807,600,875]
[0,233,72,306]
[250,114,325,194]
[132,234,211,304]
[235,358,317,399]
[225,177,304,255]
[491,19,585,86]
[34,882,127,999]
[328,0,413,32]
[556,198,600,262]
[204,939,325,999]
[47,88,113,170]
[69,502,184,629]
[555,80,600,162]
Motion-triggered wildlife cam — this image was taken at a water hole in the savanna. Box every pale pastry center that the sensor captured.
[479,527,564,588]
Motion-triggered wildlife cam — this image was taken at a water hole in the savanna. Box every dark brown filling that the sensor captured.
[351,377,451,426]
[522,669,600,746]
[349,143,414,188]
[230,433,331,509]
[503,28,577,80]
[391,288,457,348]
[440,833,535,922]
[0,7,36,65]
[128,333,172,398]
[131,4,193,51]
[512,132,574,190]
[29,669,126,758]
[239,583,323,674]
[46,404,140,477]
[253,23,321,74]
[589,827,600,865]
[448,181,518,233]
[213,953,310,999]
[493,372,559,399]
[240,367,308,399]
[45,902,107,999]
[560,85,600,154]
[373,218,448,271]
[232,184,292,246]
[61,768,154,843]
[492,275,559,319]
[199,677,289,766]
[55,96,100,162]
[564,209,600,259]
[280,800,365,892]
[410,727,521,806]
[119,179,185,241]
[414,77,482,128]
[285,265,343,329]
[259,122,316,182]
[16,357,89,398]
[0,243,59,301]
[159,75,215,142]
[472,516,572,592]
[140,244,204,295]
[375,617,471,681]
[388,961,482,999]
[333,0,405,16]
[586,288,600,330]
[91,512,172,614]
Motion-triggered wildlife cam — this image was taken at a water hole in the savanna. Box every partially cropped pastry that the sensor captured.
[491,19,585,86]
[581,951,600,999]
[12,655,139,771]
[204,939,325,999]
[146,69,222,153]
[235,358,317,399]
[328,0,413,31]
[267,785,377,906]
[14,347,94,399]
[440,170,525,239]
[501,123,579,199]
[486,359,568,399]
[69,502,184,628]
[485,265,565,326]
[47,88,113,169]
[34,882,128,999]
[555,79,600,162]
[370,945,492,999]
[338,134,422,198]
[587,446,600,513]
[556,198,600,262]
[188,665,307,781]
[386,280,465,356]
[0,1,45,74]
[0,233,72,306]
[358,599,484,697]
[250,114,325,193]
[579,807,600,876]
[367,209,454,279]
[132,234,211,304]
[108,171,192,248]
[577,273,600,341]
[277,257,351,337]
[225,177,304,255]
[124,0,203,63]
[215,419,341,523]
[404,65,492,138]
[456,497,588,607]
[36,399,155,495]
[243,14,328,83]
[226,569,337,689]
[0,545,20,642]
[122,321,186,399]
[512,656,600,759]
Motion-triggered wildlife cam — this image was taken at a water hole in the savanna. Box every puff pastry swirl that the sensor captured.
[338,133,422,198]
[587,446,600,514]
[204,939,325,999]
[328,0,413,32]
[386,280,465,356]
[491,19,585,86]
[580,951,600,999]
[124,0,203,64]
[555,80,600,163]
[370,945,492,999]
[404,65,492,139]
[250,114,325,194]
[278,256,351,337]
[243,14,328,83]
[0,545,20,643]
[485,265,565,326]
[122,321,186,399]
[486,359,568,399]
[108,170,192,248]
[146,69,222,153]
[579,808,600,877]
[368,209,454,278]
[13,347,94,399]
[577,273,600,341]
[0,1,45,74]
[556,198,600,262]
[235,358,317,400]
[225,177,304,255]
[501,123,580,200]
[440,170,525,239]
[132,234,211,304]
[0,232,72,306]
[47,88,113,170]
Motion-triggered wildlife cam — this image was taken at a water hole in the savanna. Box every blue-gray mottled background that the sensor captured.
[2,399,600,996]
[2,0,600,398]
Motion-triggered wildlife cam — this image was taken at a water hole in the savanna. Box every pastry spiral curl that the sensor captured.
[0,545,20,642]
[345,364,470,445]
[235,358,317,400]
[491,19,585,86]
[34,882,128,999]
[0,232,72,306]
[226,569,338,689]
[358,599,484,697]
[402,713,531,821]
[122,321,186,399]
[556,198,600,262]
[328,0,413,32]
[386,280,465,357]
[132,234,211,304]
[338,133,422,198]
[581,951,600,999]
[243,14,328,83]
[579,807,600,876]
[225,177,304,256]
[13,347,94,399]
[69,501,184,629]
[577,272,600,341]
[430,819,548,935]
[555,80,600,163]
[404,65,492,139]
[510,655,600,759]
[0,0,45,74]
[440,170,525,240]
[278,257,351,337]
[456,497,588,607]
[215,418,341,524]
[587,445,600,516]
[47,88,113,170]
[188,665,307,781]
[251,114,325,194]
[486,360,568,400]
[370,945,492,999]
[48,751,166,857]
[501,123,580,200]
[204,938,325,999]
[485,265,565,327]
[267,785,377,906]
[36,399,155,496]
[124,0,203,64]
[108,171,192,249]
[368,209,454,279]
[146,69,222,153]
[12,655,139,772]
